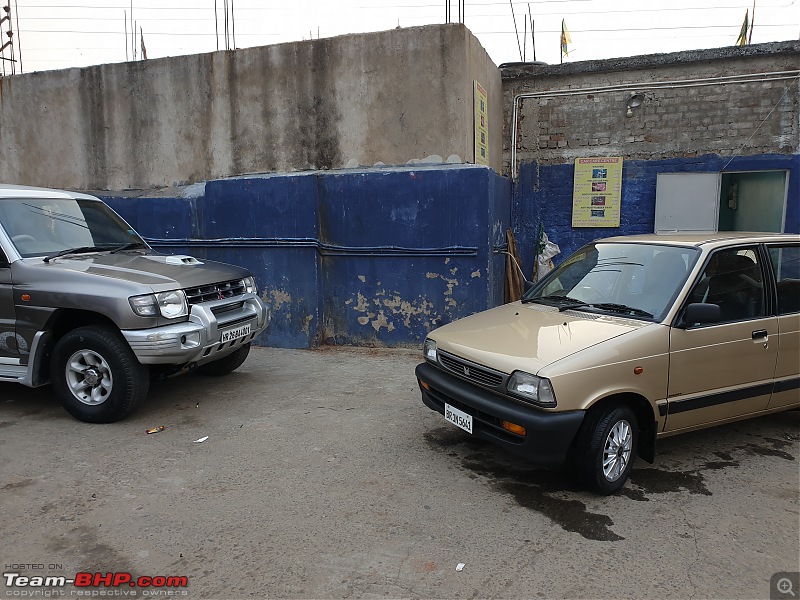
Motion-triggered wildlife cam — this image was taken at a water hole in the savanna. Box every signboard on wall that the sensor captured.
[572,157,623,227]
[474,80,488,166]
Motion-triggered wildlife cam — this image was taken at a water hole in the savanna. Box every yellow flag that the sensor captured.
[736,10,749,46]
[561,19,571,56]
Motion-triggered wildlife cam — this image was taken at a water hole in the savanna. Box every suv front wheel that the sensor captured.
[50,325,149,423]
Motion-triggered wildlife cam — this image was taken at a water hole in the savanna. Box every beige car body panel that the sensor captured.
[425,232,800,443]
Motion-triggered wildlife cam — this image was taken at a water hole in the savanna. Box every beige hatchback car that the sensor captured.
[416,233,800,494]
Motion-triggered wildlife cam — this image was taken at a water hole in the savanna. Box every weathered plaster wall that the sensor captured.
[103,164,510,349]
[502,41,800,175]
[0,24,503,190]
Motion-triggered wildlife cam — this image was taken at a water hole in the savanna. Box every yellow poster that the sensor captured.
[572,157,623,227]
[474,81,488,166]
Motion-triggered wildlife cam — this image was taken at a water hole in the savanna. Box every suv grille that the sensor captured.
[438,351,504,388]
[185,280,245,305]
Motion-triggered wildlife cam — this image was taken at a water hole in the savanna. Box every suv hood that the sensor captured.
[30,252,249,290]
[432,301,645,375]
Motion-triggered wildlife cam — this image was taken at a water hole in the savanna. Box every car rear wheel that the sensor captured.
[196,343,251,376]
[51,325,149,423]
[573,404,638,495]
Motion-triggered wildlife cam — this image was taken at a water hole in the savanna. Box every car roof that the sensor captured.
[597,232,799,248]
[0,184,99,201]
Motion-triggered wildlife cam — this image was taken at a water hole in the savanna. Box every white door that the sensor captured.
[655,173,720,233]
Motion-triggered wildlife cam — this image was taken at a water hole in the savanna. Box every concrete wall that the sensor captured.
[103,164,510,349]
[0,24,503,190]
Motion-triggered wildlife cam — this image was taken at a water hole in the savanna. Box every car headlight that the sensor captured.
[129,290,188,319]
[507,371,557,407]
[423,338,438,362]
[241,276,257,294]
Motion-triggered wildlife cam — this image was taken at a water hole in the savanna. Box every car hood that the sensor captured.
[431,301,646,375]
[32,252,249,290]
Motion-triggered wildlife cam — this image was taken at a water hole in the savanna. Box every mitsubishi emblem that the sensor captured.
[463,366,470,377]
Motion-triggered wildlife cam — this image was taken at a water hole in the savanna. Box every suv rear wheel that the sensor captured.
[50,325,149,423]
[573,404,638,495]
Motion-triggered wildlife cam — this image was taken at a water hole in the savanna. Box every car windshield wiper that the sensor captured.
[110,242,148,253]
[521,293,576,305]
[43,246,111,263]
[559,301,653,318]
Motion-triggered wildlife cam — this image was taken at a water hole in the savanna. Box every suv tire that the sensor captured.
[574,404,638,495]
[196,343,251,377]
[51,325,149,423]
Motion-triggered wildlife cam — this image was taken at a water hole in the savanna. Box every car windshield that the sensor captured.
[522,242,701,321]
[0,197,145,259]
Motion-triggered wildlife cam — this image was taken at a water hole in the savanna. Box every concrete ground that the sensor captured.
[1,346,798,600]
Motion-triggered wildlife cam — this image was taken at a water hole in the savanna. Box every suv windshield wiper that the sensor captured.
[110,242,148,253]
[559,301,653,318]
[43,246,111,263]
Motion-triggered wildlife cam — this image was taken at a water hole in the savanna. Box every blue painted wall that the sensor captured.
[512,153,800,276]
[104,164,510,349]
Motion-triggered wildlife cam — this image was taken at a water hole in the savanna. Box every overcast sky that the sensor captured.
[4,0,799,75]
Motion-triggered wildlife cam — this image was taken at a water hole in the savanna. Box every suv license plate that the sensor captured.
[445,403,473,434]
[220,324,251,343]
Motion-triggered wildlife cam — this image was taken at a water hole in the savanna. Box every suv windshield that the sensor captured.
[0,197,145,259]
[522,242,701,321]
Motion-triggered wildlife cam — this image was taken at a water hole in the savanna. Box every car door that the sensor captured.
[665,245,778,432]
[0,246,18,363]
[766,243,800,410]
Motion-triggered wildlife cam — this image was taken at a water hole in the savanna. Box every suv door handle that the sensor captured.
[752,329,768,340]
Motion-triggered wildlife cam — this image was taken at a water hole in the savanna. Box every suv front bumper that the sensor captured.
[416,361,585,466]
[123,293,270,365]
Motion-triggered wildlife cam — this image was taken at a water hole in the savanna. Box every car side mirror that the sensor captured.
[683,302,721,326]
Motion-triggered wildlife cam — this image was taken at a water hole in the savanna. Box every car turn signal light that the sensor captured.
[502,421,526,436]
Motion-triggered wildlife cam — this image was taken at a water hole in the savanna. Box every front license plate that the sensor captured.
[220,323,251,343]
[445,403,473,434]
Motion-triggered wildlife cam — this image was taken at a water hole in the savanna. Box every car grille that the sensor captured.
[185,280,245,306]
[438,351,505,388]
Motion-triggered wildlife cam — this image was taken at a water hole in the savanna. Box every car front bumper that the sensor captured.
[122,293,270,365]
[416,361,585,466]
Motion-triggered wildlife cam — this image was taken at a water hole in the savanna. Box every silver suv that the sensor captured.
[0,184,270,423]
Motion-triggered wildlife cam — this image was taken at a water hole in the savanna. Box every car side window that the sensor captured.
[768,245,800,315]
[0,247,8,268]
[689,247,765,323]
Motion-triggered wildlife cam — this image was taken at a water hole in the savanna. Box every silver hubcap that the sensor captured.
[602,419,632,482]
[65,350,113,406]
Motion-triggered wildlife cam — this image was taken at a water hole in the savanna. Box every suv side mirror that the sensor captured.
[684,302,721,326]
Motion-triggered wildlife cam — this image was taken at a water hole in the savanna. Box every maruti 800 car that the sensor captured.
[416,233,800,493]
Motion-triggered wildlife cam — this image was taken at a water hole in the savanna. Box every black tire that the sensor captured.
[573,404,638,495]
[50,325,149,423]
[196,343,251,377]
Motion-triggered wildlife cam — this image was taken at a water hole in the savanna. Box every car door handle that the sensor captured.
[752,329,768,340]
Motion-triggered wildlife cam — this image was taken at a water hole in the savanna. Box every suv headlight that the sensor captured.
[507,371,557,407]
[129,290,188,319]
[423,338,438,362]
[241,276,257,294]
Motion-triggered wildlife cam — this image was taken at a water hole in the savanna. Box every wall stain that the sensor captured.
[424,427,623,542]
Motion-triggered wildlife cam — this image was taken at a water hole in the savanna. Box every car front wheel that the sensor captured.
[574,404,638,495]
[50,325,149,423]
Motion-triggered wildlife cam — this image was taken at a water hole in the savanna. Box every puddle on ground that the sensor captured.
[424,422,799,541]
[425,427,623,541]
